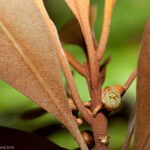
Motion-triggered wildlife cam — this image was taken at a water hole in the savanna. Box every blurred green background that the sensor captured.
[0,0,150,149]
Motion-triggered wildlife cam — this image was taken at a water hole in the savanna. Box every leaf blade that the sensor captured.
[134,18,150,150]
[64,0,97,87]
[60,4,97,49]
[0,1,88,149]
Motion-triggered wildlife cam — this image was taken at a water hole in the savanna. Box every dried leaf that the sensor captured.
[89,4,97,29]
[64,0,90,24]
[60,4,97,51]
[60,18,85,48]
[0,1,88,149]
[133,19,150,150]
[64,0,95,55]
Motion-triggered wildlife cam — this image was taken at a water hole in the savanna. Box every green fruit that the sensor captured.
[102,89,121,111]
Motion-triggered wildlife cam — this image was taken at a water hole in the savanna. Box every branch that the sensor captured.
[47,19,94,124]
[92,113,108,150]
[81,14,99,89]
[123,68,137,91]
[64,50,87,76]
[96,0,116,62]
[56,46,93,124]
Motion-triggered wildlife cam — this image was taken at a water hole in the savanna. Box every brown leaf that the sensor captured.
[60,4,97,51]
[0,1,88,149]
[143,135,150,150]
[100,56,111,85]
[89,4,97,30]
[64,0,95,55]
[60,18,85,48]
[64,0,90,24]
[133,18,150,150]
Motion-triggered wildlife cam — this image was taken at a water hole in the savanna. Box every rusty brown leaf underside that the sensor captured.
[134,19,150,150]
[0,0,88,149]
[64,0,98,88]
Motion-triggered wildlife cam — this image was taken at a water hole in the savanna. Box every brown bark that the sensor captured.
[92,113,108,150]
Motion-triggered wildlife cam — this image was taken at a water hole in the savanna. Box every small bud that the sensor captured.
[81,130,94,148]
[102,85,124,111]
[76,118,83,126]
[99,135,109,145]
